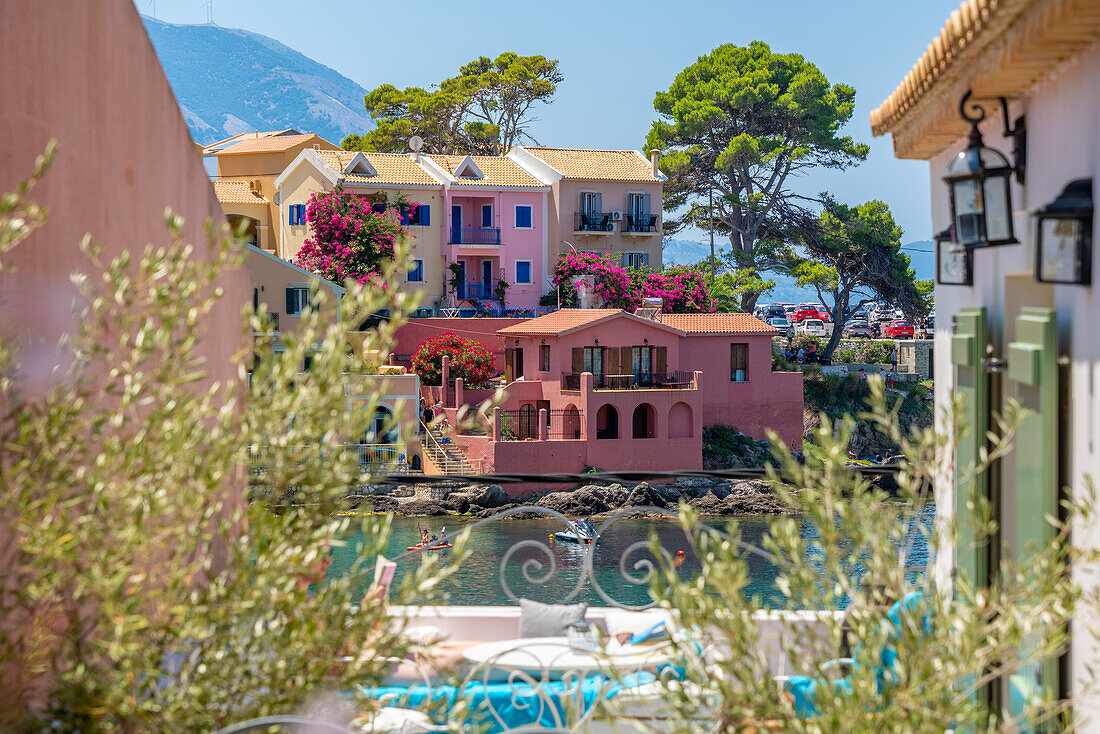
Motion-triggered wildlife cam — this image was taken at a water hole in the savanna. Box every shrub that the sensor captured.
[293,188,408,284]
[412,332,495,387]
[550,252,714,313]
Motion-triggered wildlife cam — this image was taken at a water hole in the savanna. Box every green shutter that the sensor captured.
[1006,307,1059,724]
[951,307,990,589]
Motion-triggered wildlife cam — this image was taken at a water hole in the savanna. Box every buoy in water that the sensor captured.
[677,550,685,557]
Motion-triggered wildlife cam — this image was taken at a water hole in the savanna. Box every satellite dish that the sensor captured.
[409,136,424,152]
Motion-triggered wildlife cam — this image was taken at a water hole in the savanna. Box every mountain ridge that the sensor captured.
[143,16,373,146]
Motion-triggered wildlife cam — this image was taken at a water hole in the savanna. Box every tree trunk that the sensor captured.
[740,290,763,314]
[821,289,850,361]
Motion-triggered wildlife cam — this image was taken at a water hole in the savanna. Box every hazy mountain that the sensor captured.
[143,16,372,146]
[663,238,934,305]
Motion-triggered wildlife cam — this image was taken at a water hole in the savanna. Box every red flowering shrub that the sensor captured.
[293,188,408,284]
[550,252,713,313]
[411,332,495,388]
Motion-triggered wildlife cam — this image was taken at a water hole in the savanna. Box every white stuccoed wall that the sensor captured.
[930,42,1100,728]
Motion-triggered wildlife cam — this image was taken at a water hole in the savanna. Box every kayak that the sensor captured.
[406,542,453,551]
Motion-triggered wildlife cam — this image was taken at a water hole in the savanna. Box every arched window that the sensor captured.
[596,404,619,440]
[668,402,693,439]
[632,403,656,439]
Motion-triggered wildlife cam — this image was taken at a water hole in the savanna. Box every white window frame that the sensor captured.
[515,260,533,284]
[286,284,310,317]
[623,251,646,269]
[514,204,533,230]
[407,258,425,283]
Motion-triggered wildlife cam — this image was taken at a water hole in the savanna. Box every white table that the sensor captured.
[461,636,673,682]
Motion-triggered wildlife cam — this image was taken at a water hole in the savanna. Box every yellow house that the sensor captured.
[242,240,345,347]
[273,148,446,309]
[212,132,340,256]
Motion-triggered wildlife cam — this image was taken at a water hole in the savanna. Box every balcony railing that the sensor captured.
[450,226,501,245]
[457,281,494,300]
[623,213,658,233]
[574,212,614,232]
[498,408,584,441]
[560,371,695,391]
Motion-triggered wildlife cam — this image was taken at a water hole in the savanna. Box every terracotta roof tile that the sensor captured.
[202,129,300,155]
[498,309,623,335]
[524,147,660,182]
[316,150,440,187]
[428,154,545,188]
[658,313,777,334]
[215,133,335,155]
[212,180,267,205]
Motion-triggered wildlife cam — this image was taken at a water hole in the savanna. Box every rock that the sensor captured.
[469,484,509,508]
[623,482,669,510]
[723,480,792,515]
[358,495,398,513]
[398,499,447,516]
[442,494,471,514]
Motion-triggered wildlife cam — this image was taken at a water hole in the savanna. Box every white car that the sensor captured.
[797,318,826,336]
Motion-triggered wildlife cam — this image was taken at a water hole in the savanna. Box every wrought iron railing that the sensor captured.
[498,407,584,441]
[574,212,613,232]
[623,213,658,233]
[560,371,695,391]
[450,226,501,245]
[458,281,495,300]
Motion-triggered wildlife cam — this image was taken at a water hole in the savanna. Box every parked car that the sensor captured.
[764,304,788,320]
[882,319,915,338]
[923,312,935,338]
[790,306,819,323]
[768,317,793,338]
[843,319,875,338]
[797,318,826,337]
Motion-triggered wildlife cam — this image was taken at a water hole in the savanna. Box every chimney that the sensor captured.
[650,149,660,177]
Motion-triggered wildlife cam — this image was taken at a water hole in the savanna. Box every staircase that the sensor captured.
[422,422,476,475]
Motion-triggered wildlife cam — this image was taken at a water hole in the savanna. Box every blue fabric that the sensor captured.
[783,592,930,718]
[363,672,655,733]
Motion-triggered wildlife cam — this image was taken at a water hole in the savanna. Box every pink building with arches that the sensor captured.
[445,309,803,488]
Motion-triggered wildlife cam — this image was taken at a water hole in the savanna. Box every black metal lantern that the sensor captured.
[935,227,972,286]
[1035,178,1093,285]
[943,91,1023,249]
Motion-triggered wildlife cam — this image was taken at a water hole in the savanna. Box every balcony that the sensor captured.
[574,212,614,233]
[457,281,494,300]
[450,226,501,245]
[623,213,658,234]
[560,371,696,391]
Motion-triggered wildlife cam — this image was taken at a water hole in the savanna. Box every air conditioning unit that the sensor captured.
[248,179,261,194]
[610,210,623,221]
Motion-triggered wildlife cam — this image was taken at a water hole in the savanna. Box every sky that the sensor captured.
[139,0,962,245]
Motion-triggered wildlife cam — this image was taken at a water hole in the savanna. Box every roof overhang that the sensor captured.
[500,310,687,338]
[273,148,338,190]
[870,0,1100,160]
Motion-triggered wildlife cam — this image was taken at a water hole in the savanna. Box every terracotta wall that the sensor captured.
[0,0,249,394]
[391,317,523,373]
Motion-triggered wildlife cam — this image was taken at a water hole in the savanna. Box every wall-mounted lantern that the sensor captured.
[935,227,972,286]
[943,91,1024,249]
[1035,178,1093,285]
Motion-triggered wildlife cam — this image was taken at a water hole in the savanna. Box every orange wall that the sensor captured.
[0,0,250,393]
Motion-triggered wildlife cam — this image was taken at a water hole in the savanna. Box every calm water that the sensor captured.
[327,507,934,609]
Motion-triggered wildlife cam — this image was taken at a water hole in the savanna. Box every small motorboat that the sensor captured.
[552,519,598,545]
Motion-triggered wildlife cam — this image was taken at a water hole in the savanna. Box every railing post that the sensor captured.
[441,355,451,407]
[455,377,464,407]
[694,370,703,389]
[539,408,549,441]
[492,407,501,442]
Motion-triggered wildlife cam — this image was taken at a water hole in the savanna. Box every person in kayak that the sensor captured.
[417,522,429,545]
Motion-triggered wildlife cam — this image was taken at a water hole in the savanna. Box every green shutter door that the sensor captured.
[951,307,990,589]
[1006,307,1059,725]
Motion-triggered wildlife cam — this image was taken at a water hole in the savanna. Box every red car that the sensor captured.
[881,319,915,338]
[791,306,831,323]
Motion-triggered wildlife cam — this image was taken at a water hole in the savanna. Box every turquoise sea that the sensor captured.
[326,506,934,609]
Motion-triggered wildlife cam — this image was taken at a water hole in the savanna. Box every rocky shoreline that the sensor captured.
[348,477,797,518]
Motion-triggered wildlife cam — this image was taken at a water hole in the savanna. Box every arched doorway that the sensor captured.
[563,404,581,440]
[596,404,619,439]
[365,406,397,444]
[668,402,693,438]
[632,403,656,439]
[227,215,259,248]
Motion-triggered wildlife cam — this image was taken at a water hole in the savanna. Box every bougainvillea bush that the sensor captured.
[293,188,408,284]
[550,251,713,313]
[412,332,495,388]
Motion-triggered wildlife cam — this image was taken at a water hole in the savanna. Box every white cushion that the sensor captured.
[351,706,435,733]
[403,625,448,645]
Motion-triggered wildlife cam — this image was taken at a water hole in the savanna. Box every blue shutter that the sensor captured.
[594,193,603,216]
[621,253,628,267]
[482,205,492,227]
[286,288,296,314]
[298,204,306,224]
[641,253,650,268]
[419,204,430,226]
[289,206,296,226]
[642,194,651,227]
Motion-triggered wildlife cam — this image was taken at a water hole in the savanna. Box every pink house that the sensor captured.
[442,309,803,489]
[418,155,549,310]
